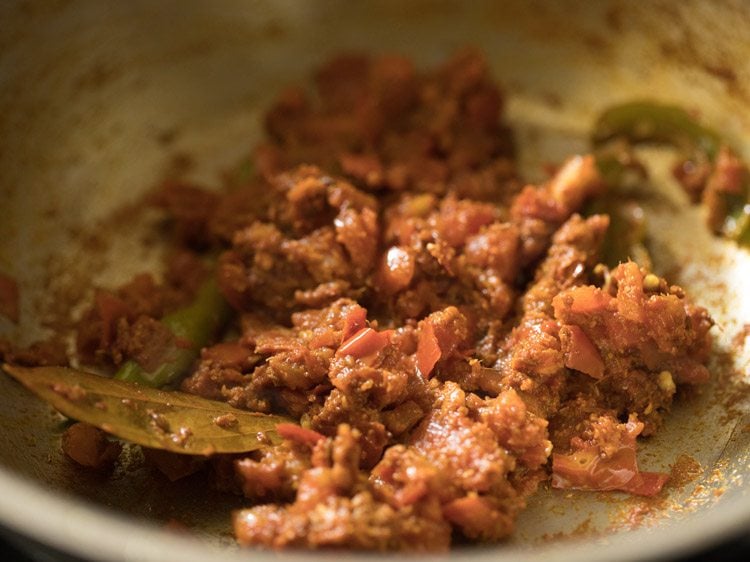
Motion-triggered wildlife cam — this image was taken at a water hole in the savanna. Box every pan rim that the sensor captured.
[1,465,748,562]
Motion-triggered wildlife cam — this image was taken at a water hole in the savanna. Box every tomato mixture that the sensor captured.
[21,50,716,550]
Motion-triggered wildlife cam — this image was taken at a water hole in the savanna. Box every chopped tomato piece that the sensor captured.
[416,322,441,377]
[336,327,392,363]
[416,307,469,377]
[557,285,611,315]
[275,423,325,448]
[95,291,129,347]
[552,418,668,497]
[620,471,670,496]
[552,447,638,492]
[341,306,367,343]
[561,324,605,379]
[437,199,496,248]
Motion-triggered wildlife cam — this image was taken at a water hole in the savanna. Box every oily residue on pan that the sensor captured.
[618,0,750,101]
[711,349,750,428]
[668,454,704,491]
[5,149,197,366]
[541,517,594,542]
[606,352,749,532]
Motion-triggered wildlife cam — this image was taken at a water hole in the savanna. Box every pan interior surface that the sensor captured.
[0,1,748,560]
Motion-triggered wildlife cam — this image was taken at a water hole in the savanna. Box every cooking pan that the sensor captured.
[0,1,748,560]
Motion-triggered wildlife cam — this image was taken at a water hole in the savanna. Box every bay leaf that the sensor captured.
[3,364,292,456]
